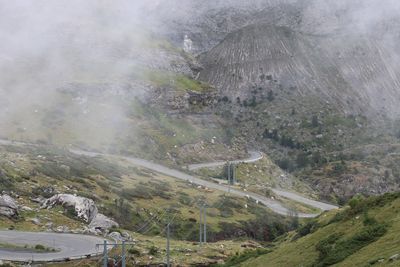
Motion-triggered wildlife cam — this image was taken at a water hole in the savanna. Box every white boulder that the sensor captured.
[42,194,98,222]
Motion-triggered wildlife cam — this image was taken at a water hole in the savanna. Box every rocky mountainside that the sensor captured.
[2,0,400,202]
[158,0,400,201]
[184,1,400,119]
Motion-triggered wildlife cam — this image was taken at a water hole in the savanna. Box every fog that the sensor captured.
[0,0,399,149]
[0,1,164,148]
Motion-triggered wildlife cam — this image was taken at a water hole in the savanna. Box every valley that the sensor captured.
[1,0,400,266]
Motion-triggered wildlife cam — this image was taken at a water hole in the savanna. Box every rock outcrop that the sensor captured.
[42,194,118,232]
[89,213,119,231]
[0,194,18,218]
[42,194,98,222]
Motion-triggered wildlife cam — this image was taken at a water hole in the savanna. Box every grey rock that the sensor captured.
[0,194,18,218]
[121,231,132,241]
[30,196,46,204]
[108,232,123,241]
[42,194,98,222]
[20,206,33,211]
[89,213,119,231]
[30,218,41,225]
[55,225,70,233]
[389,254,399,261]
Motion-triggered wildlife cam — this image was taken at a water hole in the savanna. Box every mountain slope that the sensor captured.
[199,22,400,119]
[238,193,400,266]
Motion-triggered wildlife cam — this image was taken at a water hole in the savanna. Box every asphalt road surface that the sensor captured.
[0,139,339,261]
[187,151,263,170]
[0,231,107,262]
[0,139,338,216]
[71,149,338,217]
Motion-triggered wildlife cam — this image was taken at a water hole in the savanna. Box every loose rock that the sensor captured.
[0,194,18,218]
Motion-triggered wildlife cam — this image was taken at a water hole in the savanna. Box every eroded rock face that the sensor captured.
[42,194,98,222]
[0,194,18,218]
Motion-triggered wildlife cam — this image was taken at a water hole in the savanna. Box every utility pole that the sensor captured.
[234,163,236,184]
[227,161,231,192]
[166,223,170,267]
[121,241,126,267]
[199,206,203,246]
[103,240,108,267]
[203,205,207,243]
[95,240,134,267]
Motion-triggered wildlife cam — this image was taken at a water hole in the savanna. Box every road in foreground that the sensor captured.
[0,231,106,262]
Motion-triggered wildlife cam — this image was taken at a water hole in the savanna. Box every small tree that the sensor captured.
[267,90,275,101]
[311,115,319,127]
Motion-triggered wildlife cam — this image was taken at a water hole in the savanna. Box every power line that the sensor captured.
[139,208,169,235]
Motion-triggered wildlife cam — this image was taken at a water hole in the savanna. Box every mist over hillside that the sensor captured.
[1,0,400,146]
[1,1,400,266]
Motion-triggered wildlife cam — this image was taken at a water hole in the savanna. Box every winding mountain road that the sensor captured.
[71,149,338,217]
[0,139,338,217]
[0,139,339,262]
[187,151,263,170]
[0,231,106,262]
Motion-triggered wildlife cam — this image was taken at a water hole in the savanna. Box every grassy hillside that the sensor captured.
[0,143,302,265]
[236,193,400,267]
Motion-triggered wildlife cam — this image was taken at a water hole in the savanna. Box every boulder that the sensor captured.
[55,225,70,233]
[108,232,123,242]
[0,194,18,218]
[43,194,118,232]
[20,206,33,211]
[389,254,399,261]
[121,231,132,241]
[45,222,53,229]
[89,213,119,231]
[42,194,98,222]
[30,218,41,225]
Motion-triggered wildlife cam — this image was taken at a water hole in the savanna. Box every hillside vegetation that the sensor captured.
[237,193,400,267]
[0,143,302,265]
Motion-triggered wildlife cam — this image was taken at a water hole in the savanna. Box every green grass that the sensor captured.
[142,70,212,93]
[212,249,271,267]
[239,193,400,267]
[0,144,297,266]
[0,144,292,242]
[0,242,58,253]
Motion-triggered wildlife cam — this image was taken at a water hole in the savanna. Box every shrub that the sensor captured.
[276,158,295,172]
[148,246,158,255]
[267,90,274,101]
[121,185,153,200]
[128,248,141,256]
[297,220,318,237]
[314,223,387,266]
[178,193,192,205]
[0,169,16,191]
[35,244,46,250]
[311,115,319,127]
